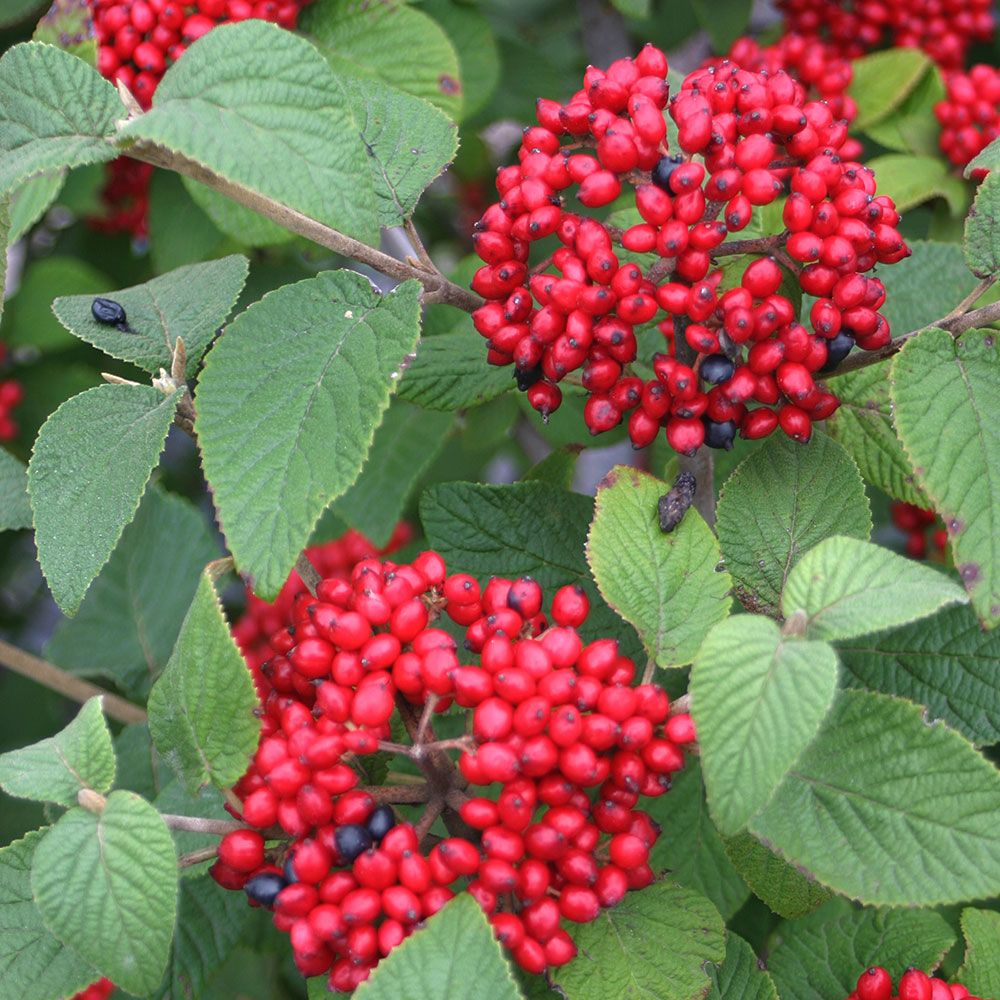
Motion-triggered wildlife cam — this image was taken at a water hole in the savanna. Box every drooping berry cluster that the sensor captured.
[69,979,115,1000]
[890,501,948,559]
[0,343,23,443]
[846,965,982,1000]
[470,45,908,454]
[777,0,995,70]
[216,548,694,990]
[935,64,1000,169]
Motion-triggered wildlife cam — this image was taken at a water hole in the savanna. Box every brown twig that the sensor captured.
[294,552,322,598]
[673,337,717,526]
[178,846,220,868]
[710,232,788,258]
[160,813,247,835]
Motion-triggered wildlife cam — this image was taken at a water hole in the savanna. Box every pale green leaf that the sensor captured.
[147,172,227,273]
[196,271,421,597]
[28,384,180,614]
[0,697,114,807]
[398,330,513,410]
[587,465,731,667]
[148,568,259,794]
[31,791,179,996]
[863,65,946,156]
[522,444,582,489]
[850,48,934,129]
[749,689,1000,905]
[552,881,725,1000]
[691,615,838,834]
[182,177,296,249]
[781,535,967,641]
[8,170,64,243]
[866,154,968,215]
[32,0,97,65]
[717,435,870,617]
[118,20,378,243]
[708,933,777,1000]
[892,327,1000,626]
[956,908,1000,998]
[0,449,31,531]
[964,135,1000,178]
[354,894,520,1000]
[964,168,1000,276]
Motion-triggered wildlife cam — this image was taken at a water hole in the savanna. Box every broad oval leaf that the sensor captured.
[849,48,933,129]
[587,465,732,668]
[31,791,179,996]
[956,908,1000,998]
[552,881,725,1000]
[749,689,1000,905]
[964,168,1000,277]
[717,435,870,617]
[691,615,838,834]
[196,271,421,597]
[28,384,180,614]
[0,448,31,531]
[891,327,1000,627]
[781,535,967,641]
[118,20,378,243]
[708,933,778,1000]
[865,153,967,215]
[52,255,249,377]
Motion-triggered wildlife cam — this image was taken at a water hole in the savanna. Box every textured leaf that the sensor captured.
[865,154,967,215]
[0,449,31,531]
[723,832,831,919]
[197,272,421,596]
[781,535,967,641]
[8,170,64,243]
[339,75,458,227]
[398,330,513,410]
[552,881,725,1000]
[964,168,1000,276]
[0,830,97,1000]
[648,761,750,920]
[767,900,955,1000]
[964,135,1000,178]
[421,481,643,660]
[956,908,1000,998]
[148,568,259,794]
[0,42,118,195]
[587,466,731,668]
[707,933,777,1000]
[691,616,838,834]
[118,20,378,243]
[46,488,220,700]
[0,697,114,807]
[749,689,1000,905]
[31,792,179,995]
[52,255,248,376]
[717,435,870,617]
[839,603,1000,745]
[302,0,463,120]
[28,384,180,614]
[850,48,934,129]
[892,327,1000,627]
[354,894,519,1000]
[333,399,453,547]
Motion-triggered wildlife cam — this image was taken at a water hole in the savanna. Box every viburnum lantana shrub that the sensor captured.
[0,1,999,998]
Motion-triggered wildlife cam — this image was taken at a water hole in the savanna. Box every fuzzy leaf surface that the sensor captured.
[956,908,1000,997]
[398,330,513,410]
[707,933,777,1000]
[0,449,31,531]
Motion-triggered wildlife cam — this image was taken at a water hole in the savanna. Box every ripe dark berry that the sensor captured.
[244,872,286,908]
[91,296,129,329]
[335,823,373,864]
[699,354,735,385]
[366,804,396,842]
[703,418,737,450]
[650,154,683,191]
[819,330,855,372]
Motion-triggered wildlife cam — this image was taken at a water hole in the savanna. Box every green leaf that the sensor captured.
[339,75,458,228]
[354,894,520,1000]
[196,271,421,597]
[0,829,97,1000]
[0,0,47,28]
[964,135,1000,178]
[45,488,221,699]
[8,170,64,243]
[0,449,31,531]
[153,782,231,873]
[749,689,1000,905]
[892,327,1000,626]
[52,255,249,376]
[28,384,180,615]
[956,908,1000,998]
[587,465,731,667]
[522,444,582,489]
[781,535,967,641]
[148,567,259,794]
[863,65,946,156]
[964,168,1000,277]
[767,900,956,1000]
[32,0,97,65]
[0,697,115,807]
[610,0,652,16]
[147,172,226,273]
[182,177,297,249]
[722,832,831,919]
[301,0,463,121]
[690,615,838,834]
[118,20,378,243]
[648,761,750,920]
[398,330,513,410]
[32,791,179,996]
[717,435,870,617]
[333,399,453,547]
[849,48,934,129]
[839,603,1000,745]
[690,0,753,53]
[0,42,118,196]
[114,723,160,800]
[707,933,777,1000]
[421,481,643,660]
[552,881,725,1000]
[866,154,968,215]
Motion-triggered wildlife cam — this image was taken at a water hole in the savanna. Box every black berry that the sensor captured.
[366,804,396,842]
[650,155,683,191]
[335,823,373,863]
[703,418,737,450]
[819,331,856,372]
[244,872,285,908]
[515,365,544,391]
[283,855,298,883]
[699,354,735,385]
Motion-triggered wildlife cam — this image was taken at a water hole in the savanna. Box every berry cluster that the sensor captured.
[216,549,694,990]
[846,966,982,1000]
[91,157,155,239]
[70,979,115,1000]
[777,0,995,70]
[935,65,1000,169]
[470,45,908,454]
[890,501,947,559]
[0,343,23,443]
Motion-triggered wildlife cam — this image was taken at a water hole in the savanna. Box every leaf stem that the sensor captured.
[178,846,220,868]
[160,813,247,835]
